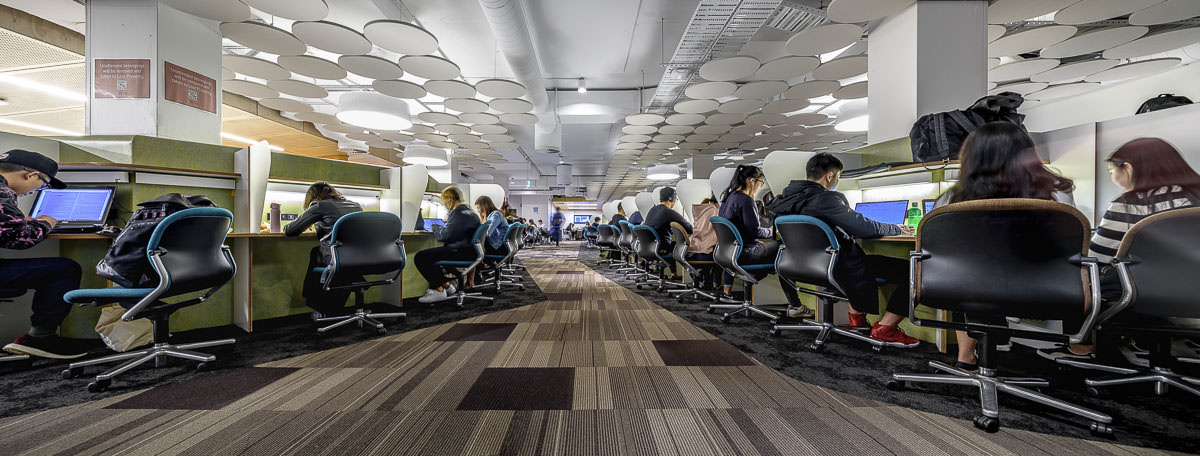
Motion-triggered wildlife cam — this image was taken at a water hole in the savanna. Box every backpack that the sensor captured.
[909,92,1027,163]
[1136,94,1193,115]
[96,193,217,288]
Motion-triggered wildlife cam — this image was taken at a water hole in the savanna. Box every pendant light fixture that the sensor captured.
[336,91,413,131]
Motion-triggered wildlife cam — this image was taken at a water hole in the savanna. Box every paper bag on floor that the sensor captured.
[95,304,153,352]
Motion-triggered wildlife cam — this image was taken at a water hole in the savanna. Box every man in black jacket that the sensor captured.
[608,203,627,226]
[643,188,692,276]
[766,153,919,348]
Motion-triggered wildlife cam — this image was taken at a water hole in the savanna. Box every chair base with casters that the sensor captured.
[667,261,716,303]
[0,289,31,365]
[1056,334,1200,399]
[432,260,494,307]
[769,287,887,352]
[707,273,779,323]
[473,255,525,293]
[311,270,405,336]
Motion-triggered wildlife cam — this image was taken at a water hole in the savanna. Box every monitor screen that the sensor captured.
[923,200,936,214]
[423,218,446,231]
[853,200,909,225]
[573,215,590,224]
[30,187,116,223]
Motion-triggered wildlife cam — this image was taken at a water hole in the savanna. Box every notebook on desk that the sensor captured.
[853,200,909,225]
[30,187,117,233]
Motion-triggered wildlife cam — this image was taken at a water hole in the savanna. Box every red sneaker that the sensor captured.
[847,312,870,329]
[869,323,920,348]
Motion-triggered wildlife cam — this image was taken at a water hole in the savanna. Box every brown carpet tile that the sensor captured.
[0,243,1184,455]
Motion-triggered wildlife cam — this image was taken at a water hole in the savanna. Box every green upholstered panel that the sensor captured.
[131,136,237,173]
[270,152,384,186]
[249,237,383,320]
[58,142,120,163]
[854,137,912,166]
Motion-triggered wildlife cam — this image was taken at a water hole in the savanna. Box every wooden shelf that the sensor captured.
[267,176,387,190]
[60,162,240,178]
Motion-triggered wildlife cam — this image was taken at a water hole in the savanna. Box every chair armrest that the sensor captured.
[1068,257,1103,344]
[1095,259,1135,327]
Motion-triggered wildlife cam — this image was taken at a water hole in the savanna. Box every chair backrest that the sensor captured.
[710,216,757,283]
[502,222,524,261]
[618,220,635,250]
[146,207,236,298]
[328,211,406,278]
[669,222,698,275]
[916,199,1092,321]
[774,215,841,292]
[472,220,492,261]
[632,225,661,260]
[596,224,614,246]
[1112,207,1200,319]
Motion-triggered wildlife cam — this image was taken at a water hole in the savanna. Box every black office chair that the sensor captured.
[770,215,886,351]
[596,225,621,266]
[62,207,237,392]
[886,199,1112,435]
[476,222,525,293]
[667,222,717,303]
[708,216,778,323]
[583,226,599,248]
[632,225,685,293]
[312,212,407,335]
[617,221,644,280]
[1057,207,1200,399]
[432,221,494,307]
[0,289,31,364]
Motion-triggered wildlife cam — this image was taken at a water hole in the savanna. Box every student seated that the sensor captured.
[717,165,780,299]
[643,187,692,276]
[591,216,601,228]
[608,203,627,226]
[476,196,509,256]
[688,196,722,293]
[767,153,918,347]
[284,182,363,318]
[628,209,644,225]
[0,150,86,359]
[414,186,481,303]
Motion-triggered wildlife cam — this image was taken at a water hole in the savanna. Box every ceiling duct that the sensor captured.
[477,0,561,154]
[556,164,572,185]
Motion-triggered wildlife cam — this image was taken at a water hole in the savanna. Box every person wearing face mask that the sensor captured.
[767,153,920,348]
[0,149,87,359]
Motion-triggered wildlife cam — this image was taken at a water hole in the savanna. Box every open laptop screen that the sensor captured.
[30,187,116,224]
[853,200,909,226]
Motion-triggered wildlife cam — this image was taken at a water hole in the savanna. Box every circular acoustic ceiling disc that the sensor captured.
[787,112,830,126]
[291,21,371,55]
[481,134,514,142]
[221,68,235,80]
[475,79,527,98]
[989,58,1060,82]
[812,55,868,81]
[363,20,439,55]
[222,54,291,81]
[832,81,867,99]
[338,55,403,80]
[366,139,396,149]
[988,25,1076,57]
[784,23,863,56]
[444,98,489,113]
[448,134,481,143]
[243,0,328,21]
[1103,28,1200,60]
[620,134,653,143]
[415,133,448,142]
[655,134,686,142]
[407,124,436,134]
[380,132,414,143]
[988,58,1001,70]
[1084,58,1181,83]
[500,112,538,125]
[398,55,460,80]
[730,124,766,136]
[219,22,307,56]
[784,80,841,100]
[734,80,789,99]
[674,99,719,114]
[687,134,720,142]
[277,55,346,80]
[806,125,837,135]
[437,124,472,134]
[1130,0,1200,25]
[694,124,730,134]
[615,149,641,156]
[988,25,1006,43]
[429,141,459,150]
[698,56,761,82]
[267,79,328,98]
[1031,59,1119,83]
[259,97,312,113]
[489,98,534,113]
[223,79,279,99]
[1054,0,1161,25]
[762,98,811,114]
[625,113,666,125]
[161,0,249,22]
[458,141,489,150]
[659,125,694,135]
[826,0,914,24]
[987,0,1077,24]
[754,56,821,80]
[292,111,339,124]
[1040,26,1147,58]
[988,81,1048,96]
[623,125,658,134]
[666,113,705,125]
[647,142,676,150]
[345,131,377,141]
[472,124,507,134]
[684,81,737,99]
[745,113,787,125]
[706,113,747,125]
[460,112,501,124]
[417,112,459,124]
[424,80,475,99]
[372,79,426,99]
[1027,82,1101,101]
[323,122,360,134]
[718,99,766,114]
[988,81,998,90]
[617,142,646,150]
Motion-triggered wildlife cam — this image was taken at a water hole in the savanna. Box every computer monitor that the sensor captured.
[573,215,590,224]
[423,218,445,231]
[923,199,937,214]
[853,200,909,225]
[30,187,117,227]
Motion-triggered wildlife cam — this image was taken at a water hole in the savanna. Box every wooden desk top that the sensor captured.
[48,233,112,240]
[873,236,917,242]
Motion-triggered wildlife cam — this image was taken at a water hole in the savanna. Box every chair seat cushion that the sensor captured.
[313,267,327,274]
[65,287,156,303]
[739,263,774,271]
[435,260,474,267]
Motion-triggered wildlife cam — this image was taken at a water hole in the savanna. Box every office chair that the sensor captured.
[0,289,31,364]
[886,199,1112,435]
[497,222,526,280]
[708,216,779,323]
[1056,207,1200,399]
[666,222,717,303]
[770,215,886,351]
[632,225,686,293]
[61,208,237,392]
[617,221,645,281]
[476,222,525,293]
[596,225,621,266]
[312,212,408,336]
[432,221,494,307]
[583,226,599,248]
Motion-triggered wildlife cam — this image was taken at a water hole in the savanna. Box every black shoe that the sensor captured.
[954,360,979,372]
[4,334,89,359]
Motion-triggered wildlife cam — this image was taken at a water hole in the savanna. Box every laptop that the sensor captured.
[923,199,937,214]
[423,218,446,231]
[853,200,909,226]
[30,186,117,233]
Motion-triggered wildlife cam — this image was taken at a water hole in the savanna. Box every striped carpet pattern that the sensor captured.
[0,244,1183,455]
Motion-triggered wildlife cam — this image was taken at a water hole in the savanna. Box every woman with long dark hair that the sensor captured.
[285,182,363,318]
[475,195,509,256]
[414,186,481,303]
[716,165,778,299]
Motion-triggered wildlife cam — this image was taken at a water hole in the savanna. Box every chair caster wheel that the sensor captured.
[885,379,906,392]
[87,379,111,393]
[808,343,825,352]
[377,328,388,336]
[706,308,715,314]
[195,361,215,372]
[315,331,327,338]
[1085,386,1106,398]
[1090,422,1114,438]
[720,315,731,323]
[872,345,883,353]
[62,368,81,379]
[973,415,999,433]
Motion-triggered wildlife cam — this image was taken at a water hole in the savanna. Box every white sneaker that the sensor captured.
[446,285,457,296]
[418,288,446,303]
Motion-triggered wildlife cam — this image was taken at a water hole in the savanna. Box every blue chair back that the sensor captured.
[617,220,635,252]
[774,215,843,295]
[327,211,406,280]
[632,225,663,260]
[710,216,757,283]
[146,207,235,298]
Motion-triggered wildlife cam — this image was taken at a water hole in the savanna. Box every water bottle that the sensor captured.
[905,202,922,228]
[269,203,282,233]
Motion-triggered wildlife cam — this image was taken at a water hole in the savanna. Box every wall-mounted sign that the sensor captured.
[94,59,150,99]
[163,61,216,114]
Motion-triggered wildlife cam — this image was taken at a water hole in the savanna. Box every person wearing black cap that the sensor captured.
[643,187,692,276]
[0,149,86,359]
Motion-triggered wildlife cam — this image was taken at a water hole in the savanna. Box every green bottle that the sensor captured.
[905,202,922,228]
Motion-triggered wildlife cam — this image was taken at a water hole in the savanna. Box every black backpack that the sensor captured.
[909,92,1027,163]
[96,193,217,288]
[1136,94,1193,115]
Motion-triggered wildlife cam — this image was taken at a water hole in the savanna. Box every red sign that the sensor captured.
[94,59,150,99]
[163,61,216,114]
